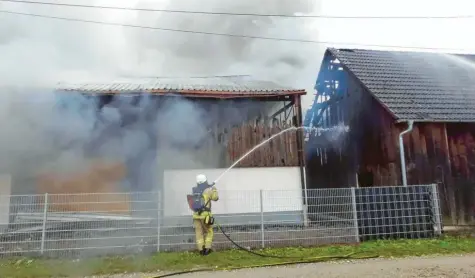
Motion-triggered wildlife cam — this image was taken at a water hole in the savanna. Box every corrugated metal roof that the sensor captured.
[57,75,305,98]
[328,48,475,122]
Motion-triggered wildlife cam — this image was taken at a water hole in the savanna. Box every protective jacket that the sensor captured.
[189,182,219,220]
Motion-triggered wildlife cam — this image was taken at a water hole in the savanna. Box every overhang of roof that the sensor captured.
[57,75,306,99]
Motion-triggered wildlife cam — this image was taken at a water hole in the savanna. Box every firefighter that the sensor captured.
[188,174,219,255]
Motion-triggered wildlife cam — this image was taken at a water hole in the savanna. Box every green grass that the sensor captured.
[2,235,475,278]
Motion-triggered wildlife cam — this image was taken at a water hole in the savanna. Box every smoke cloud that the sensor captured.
[0,0,322,102]
[131,0,320,93]
[0,0,323,194]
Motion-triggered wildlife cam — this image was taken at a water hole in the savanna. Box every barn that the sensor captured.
[38,75,309,216]
[0,76,317,254]
[305,48,475,226]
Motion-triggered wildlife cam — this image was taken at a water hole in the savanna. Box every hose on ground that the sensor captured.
[153,253,378,277]
[150,222,378,277]
[216,224,314,259]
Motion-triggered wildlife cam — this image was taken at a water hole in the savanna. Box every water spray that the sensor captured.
[212,124,349,184]
[164,123,369,278]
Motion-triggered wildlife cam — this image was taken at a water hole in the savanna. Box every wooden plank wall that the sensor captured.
[165,120,299,169]
[446,124,475,225]
[356,99,401,187]
[401,123,456,224]
[226,122,299,167]
[400,122,475,225]
[360,117,474,225]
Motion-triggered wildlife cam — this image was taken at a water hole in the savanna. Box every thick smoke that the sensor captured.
[0,0,323,194]
[0,91,278,194]
[0,0,321,104]
[130,0,321,106]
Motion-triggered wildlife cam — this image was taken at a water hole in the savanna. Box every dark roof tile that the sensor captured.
[328,48,475,122]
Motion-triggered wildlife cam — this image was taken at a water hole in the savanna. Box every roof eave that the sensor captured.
[395,118,475,123]
[58,88,307,99]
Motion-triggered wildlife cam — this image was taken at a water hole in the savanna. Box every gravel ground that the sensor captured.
[93,254,475,278]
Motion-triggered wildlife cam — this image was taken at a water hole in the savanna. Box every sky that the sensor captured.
[1,0,474,109]
[319,0,475,53]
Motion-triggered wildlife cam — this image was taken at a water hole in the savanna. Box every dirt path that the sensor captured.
[98,254,475,278]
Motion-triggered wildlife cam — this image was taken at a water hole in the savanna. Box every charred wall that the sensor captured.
[305,54,371,189]
[304,52,409,190]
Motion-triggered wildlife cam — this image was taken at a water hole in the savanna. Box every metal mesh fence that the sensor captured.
[0,192,159,258]
[160,188,358,252]
[355,185,442,241]
[0,185,442,258]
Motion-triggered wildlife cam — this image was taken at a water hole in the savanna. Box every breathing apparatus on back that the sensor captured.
[187,174,215,215]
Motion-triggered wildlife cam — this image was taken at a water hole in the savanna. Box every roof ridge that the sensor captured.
[329,47,475,56]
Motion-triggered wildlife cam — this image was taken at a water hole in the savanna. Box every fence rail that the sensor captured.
[0,185,442,258]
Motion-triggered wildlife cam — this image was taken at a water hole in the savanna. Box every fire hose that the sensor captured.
[150,223,378,278]
[152,127,370,277]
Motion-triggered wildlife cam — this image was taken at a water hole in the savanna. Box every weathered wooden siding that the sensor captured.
[358,113,474,225]
[446,124,475,224]
[226,122,299,167]
[356,109,449,218]
[173,121,300,169]
[361,122,444,187]
[357,98,401,187]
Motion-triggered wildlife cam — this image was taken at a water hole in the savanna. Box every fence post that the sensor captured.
[259,189,265,249]
[303,168,309,228]
[303,204,309,227]
[350,187,360,243]
[157,191,161,252]
[40,193,48,255]
[430,184,443,235]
